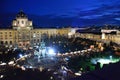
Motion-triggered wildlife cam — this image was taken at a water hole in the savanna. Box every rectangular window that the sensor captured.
[9,35,12,37]
[5,35,7,37]
[9,32,12,34]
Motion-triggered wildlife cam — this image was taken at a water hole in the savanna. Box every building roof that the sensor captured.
[76,29,102,34]
[16,10,27,18]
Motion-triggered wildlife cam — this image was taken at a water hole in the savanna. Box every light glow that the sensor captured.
[48,48,55,56]
[98,59,111,64]
[19,54,23,58]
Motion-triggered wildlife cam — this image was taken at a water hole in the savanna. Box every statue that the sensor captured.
[34,39,47,62]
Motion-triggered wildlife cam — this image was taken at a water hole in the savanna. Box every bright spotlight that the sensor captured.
[65,58,69,61]
[48,48,55,56]
[19,54,23,58]
[110,55,112,59]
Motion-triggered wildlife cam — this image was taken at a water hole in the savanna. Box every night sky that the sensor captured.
[0,0,120,27]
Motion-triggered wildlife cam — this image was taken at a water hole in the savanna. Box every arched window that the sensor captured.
[22,21,24,24]
[1,41,3,44]
[5,41,8,45]
[10,41,12,44]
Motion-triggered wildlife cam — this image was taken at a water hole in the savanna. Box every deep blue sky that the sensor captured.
[0,0,120,27]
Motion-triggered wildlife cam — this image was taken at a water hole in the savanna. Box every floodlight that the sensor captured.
[19,54,23,58]
[48,48,55,56]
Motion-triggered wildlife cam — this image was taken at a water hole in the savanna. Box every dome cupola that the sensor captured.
[16,10,27,18]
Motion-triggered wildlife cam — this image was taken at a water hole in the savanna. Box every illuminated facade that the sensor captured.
[101,29,120,43]
[0,11,71,47]
[76,29,120,44]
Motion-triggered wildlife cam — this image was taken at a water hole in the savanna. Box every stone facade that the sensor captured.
[0,11,71,47]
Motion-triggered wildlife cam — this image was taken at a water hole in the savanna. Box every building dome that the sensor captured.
[16,10,27,18]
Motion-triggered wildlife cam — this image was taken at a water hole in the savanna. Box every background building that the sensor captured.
[76,28,120,44]
[0,11,71,48]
